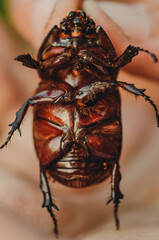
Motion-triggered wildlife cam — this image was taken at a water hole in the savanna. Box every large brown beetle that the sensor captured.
[1,10,159,237]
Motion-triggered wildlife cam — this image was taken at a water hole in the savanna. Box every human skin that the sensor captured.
[0,0,159,239]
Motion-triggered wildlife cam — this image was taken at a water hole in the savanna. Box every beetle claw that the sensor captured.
[8,121,21,136]
[17,127,22,136]
[0,125,19,149]
[106,197,113,205]
[52,203,59,211]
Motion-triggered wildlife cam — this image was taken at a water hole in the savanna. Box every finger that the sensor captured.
[9,0,82,48]
[83,0,159,80]
[0,19,37,129]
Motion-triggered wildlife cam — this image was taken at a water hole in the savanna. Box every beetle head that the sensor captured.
[60,10,96,37]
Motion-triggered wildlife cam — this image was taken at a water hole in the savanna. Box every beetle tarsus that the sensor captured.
[40,170,59,237]
[106,162,124,230]
[47,205,58,238]
[106,198,121,230]
[0,90,65,149]
[114,202,120,230]
[106,192,123,230]
[0,115,23,149]
[0,126,16,149]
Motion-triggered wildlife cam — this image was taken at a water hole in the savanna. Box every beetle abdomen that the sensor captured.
[33,87,122,187]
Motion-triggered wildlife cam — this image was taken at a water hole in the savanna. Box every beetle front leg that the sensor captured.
[113,45,158,69]
[15,54,40,69]
[40,169,59,237]
[0,89,65,149]
[106,162,124,230]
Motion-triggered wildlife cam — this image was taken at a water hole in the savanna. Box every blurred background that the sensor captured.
[0,0,159,239]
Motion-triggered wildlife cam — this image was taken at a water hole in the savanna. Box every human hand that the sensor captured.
[0,0,159,239]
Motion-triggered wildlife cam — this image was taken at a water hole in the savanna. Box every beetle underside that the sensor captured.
[0,10,159,238]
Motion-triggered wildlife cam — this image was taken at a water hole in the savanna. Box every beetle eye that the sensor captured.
[80,11,86,18]
[69,11,74,17]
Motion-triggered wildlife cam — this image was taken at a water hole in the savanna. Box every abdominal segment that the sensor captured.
[33,107,121,187]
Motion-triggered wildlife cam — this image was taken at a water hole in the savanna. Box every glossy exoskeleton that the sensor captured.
[1,10,159,237]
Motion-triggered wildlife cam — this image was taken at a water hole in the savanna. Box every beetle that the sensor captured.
[0,10,159,237]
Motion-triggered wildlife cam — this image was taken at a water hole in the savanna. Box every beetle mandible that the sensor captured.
[1,10,159,237]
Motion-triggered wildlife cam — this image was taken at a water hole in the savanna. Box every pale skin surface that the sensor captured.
[0,0,159,239]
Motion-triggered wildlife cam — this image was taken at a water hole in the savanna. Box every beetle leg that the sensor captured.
[41,51,72,69]
[0,89,65,149]
[15,54,40,69]
[40,169,59,237]
[77,81,159,127]
[115,81,159,127]
[113,45,158,69]
[106,162,124,230]
[79,51,113,72]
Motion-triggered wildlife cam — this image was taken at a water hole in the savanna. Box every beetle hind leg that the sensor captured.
[106,162,124,230]
[40,169,59,237]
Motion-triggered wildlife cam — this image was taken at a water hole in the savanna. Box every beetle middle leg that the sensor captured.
[0,89,65,149]
[40,169,59,237]
[77,81,159,127]
[106,162,124,230]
